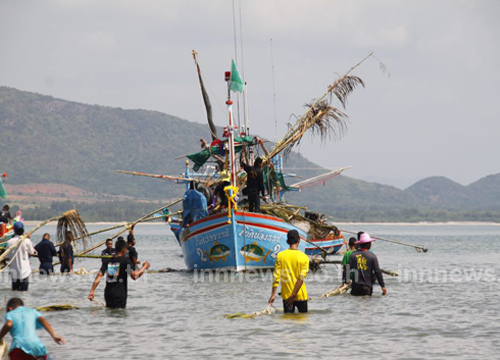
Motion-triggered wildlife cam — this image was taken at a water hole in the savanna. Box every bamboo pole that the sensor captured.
[316,260,399,276]
[267,53,373,161]
[0,210,78,263]
[69,198,182,259]
[339,228,428,253]
[74,254,112,259]
[53,210,182,248]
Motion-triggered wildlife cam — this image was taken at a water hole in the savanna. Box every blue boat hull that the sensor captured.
[175,211,307,271]
[305,237,345,256]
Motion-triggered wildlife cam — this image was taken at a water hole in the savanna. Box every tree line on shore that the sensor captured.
[5,200,499,223]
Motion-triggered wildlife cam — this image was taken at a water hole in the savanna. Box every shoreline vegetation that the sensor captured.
[7,199,499,225]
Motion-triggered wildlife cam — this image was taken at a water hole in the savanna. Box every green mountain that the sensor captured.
[1,86,499,222]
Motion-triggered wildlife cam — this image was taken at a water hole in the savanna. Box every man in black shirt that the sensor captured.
[101,238,116,256]
[240,156,267,213]
[0,205,12,226]
[34,233,57,275]
[343,233,387,296]
[88,238,150,309]
[57,231,74,273]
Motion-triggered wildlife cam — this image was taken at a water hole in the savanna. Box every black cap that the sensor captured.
[287,230,300,245]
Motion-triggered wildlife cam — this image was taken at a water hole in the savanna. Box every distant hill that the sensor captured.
[1,86,499,222]
[405,176,470,210]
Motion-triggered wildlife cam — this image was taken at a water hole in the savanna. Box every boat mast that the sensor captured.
[225,71,237,188]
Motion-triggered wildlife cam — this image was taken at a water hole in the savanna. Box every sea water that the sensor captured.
[1,223,499,359]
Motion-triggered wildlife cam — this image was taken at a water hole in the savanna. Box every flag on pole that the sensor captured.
[229,59,245,93]
[0,175,6,199]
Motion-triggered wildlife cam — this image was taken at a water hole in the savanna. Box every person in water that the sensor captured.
[240,156,266,213]
[269,230,309,313]
[127,226,140,270]
[0,297,65,360]
[88,238,150,309]
[57,231,74,273]
[343,233,387,296]
[34,233,57,275]
[341,237,357,286]
[101,238,116,257]
[5,222,37,291]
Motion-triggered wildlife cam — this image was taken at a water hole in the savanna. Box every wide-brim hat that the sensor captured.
[355,232,376,244]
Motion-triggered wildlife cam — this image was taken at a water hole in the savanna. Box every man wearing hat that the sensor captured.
[268,230,309,313]
[5,222,37,291]
[342,232,387,296]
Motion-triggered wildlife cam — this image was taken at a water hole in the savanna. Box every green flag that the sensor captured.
[230,59,244,93]
[0,178,6,199]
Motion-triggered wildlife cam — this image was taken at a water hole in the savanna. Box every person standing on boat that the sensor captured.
[0,204,13,228]
[34,233,57,275]
[57,231,74,273]
[88,238,150,309]
[0,298,65,360]
[182,181,208,225]
[342,233,387,296]
[240,156,266,213]
[5,222,37,291]
[269,230,309,313]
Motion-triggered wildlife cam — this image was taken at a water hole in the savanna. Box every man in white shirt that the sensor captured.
[5,222,37,291]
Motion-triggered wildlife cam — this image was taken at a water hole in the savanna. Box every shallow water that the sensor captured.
[1,223,499,359]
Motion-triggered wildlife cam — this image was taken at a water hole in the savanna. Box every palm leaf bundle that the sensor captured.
[35,304,79,312]
[56,209,90,252]
[266,53,372,161]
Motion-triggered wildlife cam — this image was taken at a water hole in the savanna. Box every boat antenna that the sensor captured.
[232,0,242,132]
[238,0,249,136]
[270,38,278,142]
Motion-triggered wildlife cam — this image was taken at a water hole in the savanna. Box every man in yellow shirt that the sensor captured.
[268,230,309,313]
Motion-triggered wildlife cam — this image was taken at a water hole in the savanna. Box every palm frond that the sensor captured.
[329,75,365,108]
[56,209,89,251]
[266,53,373,162]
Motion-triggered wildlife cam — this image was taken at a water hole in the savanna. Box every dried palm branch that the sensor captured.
[56,209,89,252]
[329,75,365,109]
[266,52,373,161]
[1,210,89,266]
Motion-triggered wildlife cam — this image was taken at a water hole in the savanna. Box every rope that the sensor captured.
[224,185,239,224]
[224,283,351,319]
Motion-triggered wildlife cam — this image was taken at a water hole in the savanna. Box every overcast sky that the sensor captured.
[1,0,499,189]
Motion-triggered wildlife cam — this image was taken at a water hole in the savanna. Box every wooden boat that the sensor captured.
[305,233,345,256]
[177,211,306,271]
[121,54,370,269]
[0,224,14,249]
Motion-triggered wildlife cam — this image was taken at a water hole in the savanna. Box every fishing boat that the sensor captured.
[119,53,372,270]
[0,226,14,245]
[177,210,307,271]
